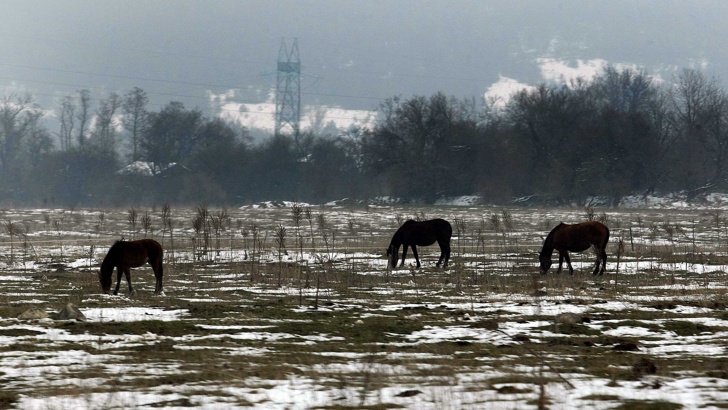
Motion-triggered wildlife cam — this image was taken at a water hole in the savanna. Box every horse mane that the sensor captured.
[389,220,415,249]
[100,249,115,272]
[102,240,126,267]
[542,222,564,252]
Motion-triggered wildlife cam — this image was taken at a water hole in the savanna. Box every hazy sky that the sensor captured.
[2,0,728,120]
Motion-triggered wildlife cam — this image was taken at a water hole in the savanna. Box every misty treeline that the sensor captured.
[1,66,727,207]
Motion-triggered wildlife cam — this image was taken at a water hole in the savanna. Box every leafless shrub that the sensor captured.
[274,224,287,286]
[585,206,595,221]
[713,210,723,229]
[489,212,501,233]
[247,223,261,282]
[662,219,675,242]
[598,211,609,225]
[501,209,514,231]
[141,211,152,237]
[211,209,229,256]
[5,220,21,264]
[291,203,304,259]
[454,218,466,256]
[194,205,211,259]
[52,217,64,259]
[649,222,659,241]
[127,207,138,238]
[317,213,327,232]
[476,218,487,253]
[305,208,315,249]
[161,204,171,237]
[161,203,175,264]
[96,211,105,233]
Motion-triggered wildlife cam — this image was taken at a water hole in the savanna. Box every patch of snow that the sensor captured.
[82,307,189,322]
[116,161,177,176]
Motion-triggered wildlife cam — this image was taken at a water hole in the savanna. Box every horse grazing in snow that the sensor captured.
[99,239,164,295]
[387,219,452,269]
[539,221,609,276]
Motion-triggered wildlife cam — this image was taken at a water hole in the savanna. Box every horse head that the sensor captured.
[98,252,116,294]
[98,265,112,294]
[538,251,552,275]
[386,244,398,269]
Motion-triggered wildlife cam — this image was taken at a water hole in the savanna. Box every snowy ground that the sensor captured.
[1,202,728,409]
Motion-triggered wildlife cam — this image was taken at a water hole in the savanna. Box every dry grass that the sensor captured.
[1,205,727,408]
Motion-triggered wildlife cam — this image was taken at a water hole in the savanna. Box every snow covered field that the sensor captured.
[2,202,728,409]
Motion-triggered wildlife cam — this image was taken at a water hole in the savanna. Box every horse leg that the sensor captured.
[563,252,574,275]
[592,249,601,276]
[400,245,409,267]
[412,245,421,268]
[113,267,123,295]
[124,268,135,295]
[443,243,450,268]
[154,259,164,294]
[436,241,451,268]
[600,244,608,275]
[557,253,564,274]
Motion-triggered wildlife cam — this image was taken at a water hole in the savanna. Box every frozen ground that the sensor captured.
[1,202,728,409]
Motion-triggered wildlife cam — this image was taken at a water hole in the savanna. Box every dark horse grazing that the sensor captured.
[387,219,452,269]
[99,239,164,295]
[539,221,609,276]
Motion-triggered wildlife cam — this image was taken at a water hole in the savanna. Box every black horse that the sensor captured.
[387,219,452,269]
[539,221,609,276]
[99,239,164,295]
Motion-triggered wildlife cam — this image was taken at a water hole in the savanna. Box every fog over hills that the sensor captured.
[1,1,727,135]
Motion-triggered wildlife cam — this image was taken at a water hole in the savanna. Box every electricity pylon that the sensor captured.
[275,38,301,140]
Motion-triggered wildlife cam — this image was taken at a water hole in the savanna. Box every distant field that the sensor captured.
[1,204,728,409]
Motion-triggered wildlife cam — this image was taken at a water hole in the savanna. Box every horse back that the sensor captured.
[400,219,452,246]
[139,239,163,261]
[110,239,163,268]
[553,221,609,252]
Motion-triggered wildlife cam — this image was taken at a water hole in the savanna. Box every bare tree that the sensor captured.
[670,69,728,195]
[93,92,120,155]
[57,95,75,151]
[142,101,203,166]
[76,89,91,149]
[122,87,148,162]
[0,93,41,173]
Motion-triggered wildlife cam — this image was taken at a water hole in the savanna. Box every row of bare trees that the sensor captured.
[1,66,728,206]
[361,67,728,204]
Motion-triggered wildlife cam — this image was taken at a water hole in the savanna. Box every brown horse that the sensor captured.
[99,239,164,295]
[539,221,609,276]
[387,219,452,269]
